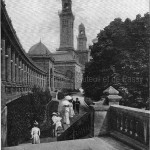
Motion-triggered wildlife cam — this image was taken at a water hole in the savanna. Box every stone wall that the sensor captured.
[89,105,110,137]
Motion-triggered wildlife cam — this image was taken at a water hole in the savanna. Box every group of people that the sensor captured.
[52,95,81,137]
[30,95,81,144]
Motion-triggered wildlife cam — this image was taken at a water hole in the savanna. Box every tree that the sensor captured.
[82,13,149,104]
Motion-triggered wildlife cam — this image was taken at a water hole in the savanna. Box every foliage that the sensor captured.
[82,13,149,104]
[7,86,52,146]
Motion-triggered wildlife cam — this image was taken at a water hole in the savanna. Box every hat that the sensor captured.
[64,95,72,101]
[52,112,57,115]
[34,121,38,126]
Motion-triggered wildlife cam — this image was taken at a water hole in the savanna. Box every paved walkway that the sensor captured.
[2,137,135,150]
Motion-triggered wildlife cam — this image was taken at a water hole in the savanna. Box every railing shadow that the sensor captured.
[57,109,94,141]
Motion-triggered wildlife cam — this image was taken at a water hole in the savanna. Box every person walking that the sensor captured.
[69,99,75,118]
[75,98,80,114]
[52,112,63,137]
[31,121,40,144]
[73,99,76,112]
[64,104,70,128]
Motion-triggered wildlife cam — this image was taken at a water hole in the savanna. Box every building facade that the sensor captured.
[1,0,89,146]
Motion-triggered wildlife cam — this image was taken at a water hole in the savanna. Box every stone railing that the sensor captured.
[109,105,149,150]
[57,111,94,141]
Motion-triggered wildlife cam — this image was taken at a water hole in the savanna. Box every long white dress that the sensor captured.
[64,106,70,125]
[52,115,62,131]
[69,102,75,117]
[31,127,40,144]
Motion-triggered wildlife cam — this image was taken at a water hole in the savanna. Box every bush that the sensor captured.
[7,86,52,146]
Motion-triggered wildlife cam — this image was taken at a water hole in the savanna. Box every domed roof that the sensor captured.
[28,41,51,55]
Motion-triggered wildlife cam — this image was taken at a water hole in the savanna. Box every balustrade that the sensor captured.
[109,105,149,146]
[57,111,93,141]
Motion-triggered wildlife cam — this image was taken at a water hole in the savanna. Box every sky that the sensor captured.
[5,0,149,53]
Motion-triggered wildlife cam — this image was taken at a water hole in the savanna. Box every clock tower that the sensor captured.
[77,23,87,51]
[58,0,74,51]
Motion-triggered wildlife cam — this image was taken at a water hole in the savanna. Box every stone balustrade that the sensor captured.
[109,105,149,150]
[57,111,94,141]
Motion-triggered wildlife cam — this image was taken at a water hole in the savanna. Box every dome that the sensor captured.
[28,41,51,55]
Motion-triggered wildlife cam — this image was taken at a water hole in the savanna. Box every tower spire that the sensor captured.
[58,0,74,51]
[77,23,87,51]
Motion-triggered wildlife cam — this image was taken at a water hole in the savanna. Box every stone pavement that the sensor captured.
[2,137,135,150]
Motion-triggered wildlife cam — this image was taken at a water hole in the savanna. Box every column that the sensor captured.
[16,56,19,83]
[20,60,23,84]
[12,51,15,82]
[7,46,11,82]
[1,39,6,81]
[22,63,24,84]
[27,66,29,85]
[52,67,55,91]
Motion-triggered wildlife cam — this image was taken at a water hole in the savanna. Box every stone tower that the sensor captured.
[77,23,87,51]
[59,0,75,51]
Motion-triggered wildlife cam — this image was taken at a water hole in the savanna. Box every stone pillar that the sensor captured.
[20,60,23,84]
[12,51,15,82]
[27,67,28,84]
[52,67,55,91]
[89,105,110,136]
[22,63,24,84]
[1,106,8,147]
[7,46,11,82]
[25,65,27,84]
[16,57,19,83]
[1,39,6,81]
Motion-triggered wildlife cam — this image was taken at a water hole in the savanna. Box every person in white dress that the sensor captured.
[63,105,70,126]
[52,112,63,136]
[31,121,40,144]
[69,99,75,118]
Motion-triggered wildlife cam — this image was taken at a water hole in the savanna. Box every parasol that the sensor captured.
[61,100,70,106]
[64,95,72,101]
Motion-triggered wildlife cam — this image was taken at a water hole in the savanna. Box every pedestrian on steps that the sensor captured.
[52,112,63,137]
[31,121,40,144]
[75,98,80,114]
[73,99,76,112]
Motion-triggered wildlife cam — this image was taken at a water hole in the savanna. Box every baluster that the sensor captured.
[113,111,117,130]
[143,120,148,144]
[117,113,120,130]
[122,114,126,132]
[135,120,139,138]
[124,117,128,133]
[129,118,133,135]
[120,113,123,131]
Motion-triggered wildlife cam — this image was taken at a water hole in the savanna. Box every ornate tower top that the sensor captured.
[58,0,74,51]
[77,23,87,51]
[78,23,86,36]
[61,0,72,13]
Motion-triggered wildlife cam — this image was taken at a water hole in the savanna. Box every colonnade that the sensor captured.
[1,39,47,94]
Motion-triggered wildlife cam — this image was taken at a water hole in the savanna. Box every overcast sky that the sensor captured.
[5,0,149,53]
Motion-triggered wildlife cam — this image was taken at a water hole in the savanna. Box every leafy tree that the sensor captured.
[82,13,149,104]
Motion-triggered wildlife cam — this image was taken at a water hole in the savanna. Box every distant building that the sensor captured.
[28,0,90,90]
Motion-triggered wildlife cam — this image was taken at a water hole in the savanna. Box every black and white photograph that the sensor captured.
[1,0,149,149]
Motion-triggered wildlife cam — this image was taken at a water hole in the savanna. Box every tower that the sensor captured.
[59,0,75,51]
[77,23,87,51]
